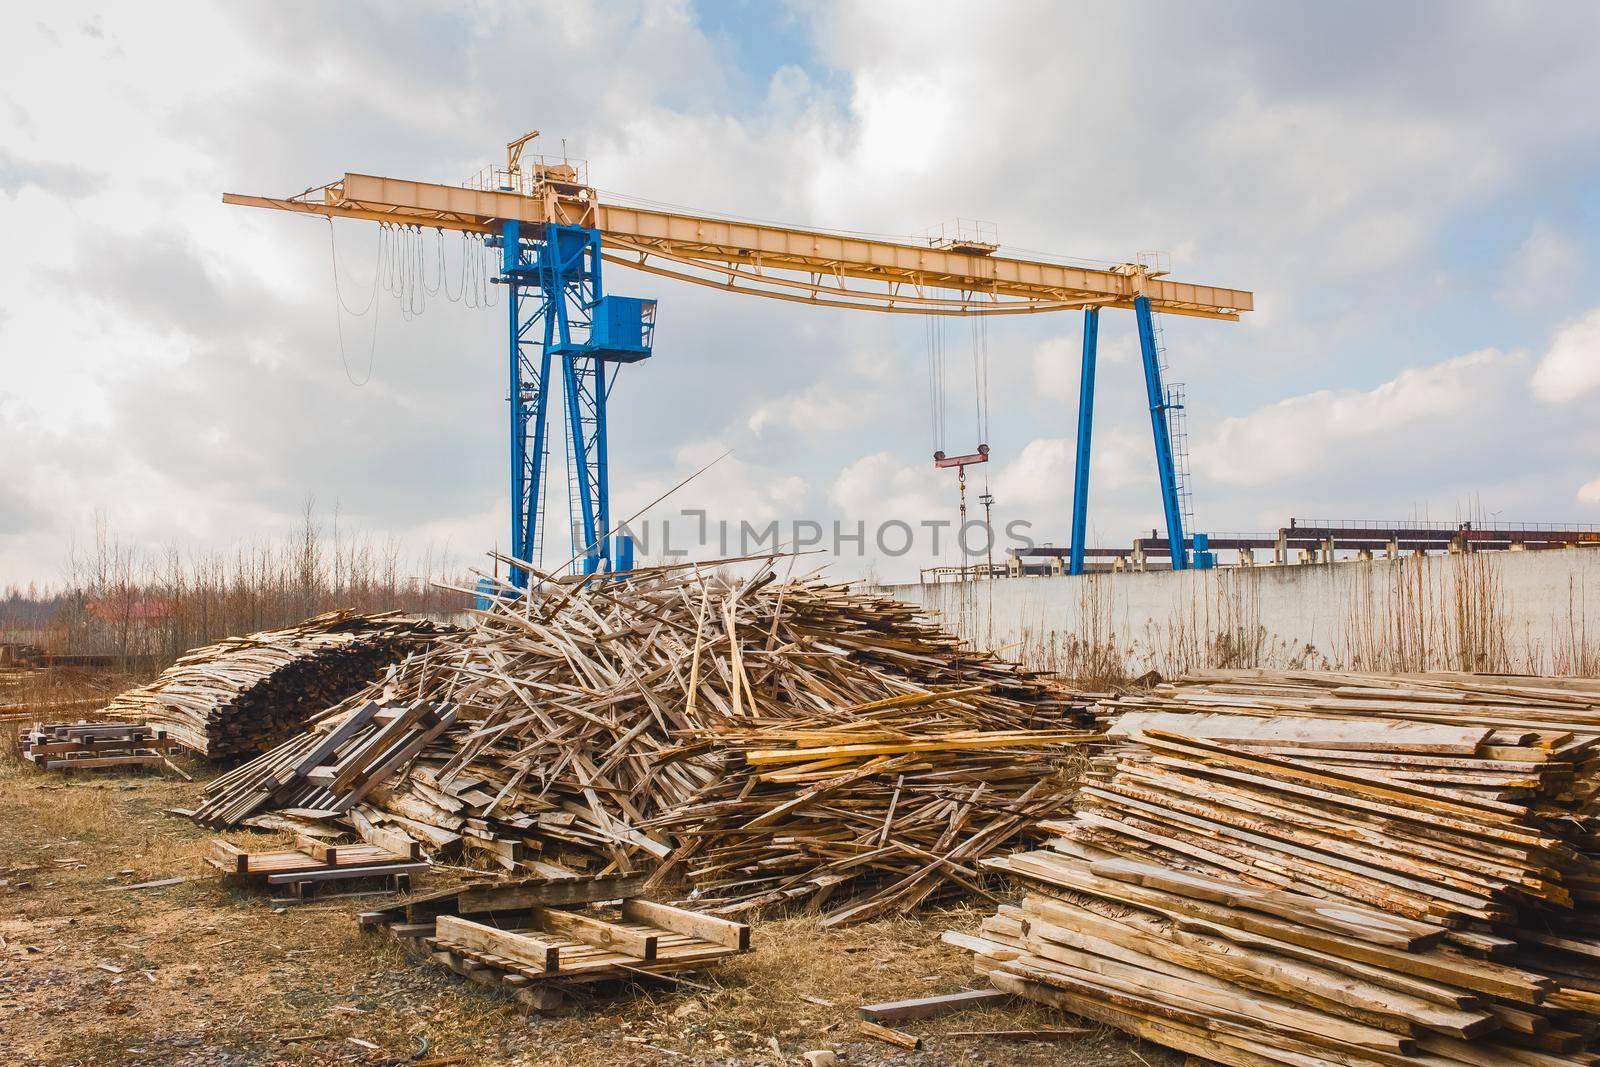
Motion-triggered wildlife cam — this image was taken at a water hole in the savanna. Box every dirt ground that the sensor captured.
[0,730,1173,1067]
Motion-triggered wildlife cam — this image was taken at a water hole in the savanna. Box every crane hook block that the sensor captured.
[933,443,990,469]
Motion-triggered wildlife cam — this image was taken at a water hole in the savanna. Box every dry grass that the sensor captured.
[0,729,1165,1067]
[0,667,139,725]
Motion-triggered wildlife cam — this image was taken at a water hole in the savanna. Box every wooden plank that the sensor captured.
[456,873,652,914]
[36,754,163,769]
[348,807,423,860]
[534,907,658,960]
[858,988,1008,1023]
[1111,711,1493,754]
[857,1021,921,1050]
[208,838,248,875]
[337,706,458,809]
[264,861,427,885]
[436,915,561,973]
[1087,857,1445,950]
[620,899,750,951]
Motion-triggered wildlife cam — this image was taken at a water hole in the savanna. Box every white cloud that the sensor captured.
[1028,333,1139,407]
[1503,222,1582,312]
[1029,337,1081,407]
[1578,478,1600,507]
[746,352,891,439]
[993,438,1073,509]
[994,428,1148,511]
[828,452,943,520]
[1197,349,1527,487]
[1531,307,1600,404]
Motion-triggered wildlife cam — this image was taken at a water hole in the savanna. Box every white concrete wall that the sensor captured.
[878,547,1600,677]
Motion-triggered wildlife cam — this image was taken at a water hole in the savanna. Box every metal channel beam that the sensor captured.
[225,174,1253,319]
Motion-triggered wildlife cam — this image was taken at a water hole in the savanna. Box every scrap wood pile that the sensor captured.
[20,720,178,771]
[194,561,1097,924]
[950,670,1600,1066]
[100,610,447,758]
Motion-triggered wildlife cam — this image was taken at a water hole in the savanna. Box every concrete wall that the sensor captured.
[878,547,1600,678]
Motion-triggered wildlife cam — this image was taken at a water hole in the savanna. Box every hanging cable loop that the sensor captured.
[324,217,380,386]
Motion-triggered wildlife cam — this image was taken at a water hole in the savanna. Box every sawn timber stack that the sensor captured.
[951,671,1600,1066]
[99,610,446,758]
[194,561,1098,924]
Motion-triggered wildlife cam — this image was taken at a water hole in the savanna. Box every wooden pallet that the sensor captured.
[362,881,749,1011]
[20,721,178,771]
[207,834,426,899]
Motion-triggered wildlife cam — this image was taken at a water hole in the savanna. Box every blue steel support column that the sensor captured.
[1134,295,1189,570]
[562,354,601,570]
[502,219,558,589]
[553,229,605,573]
[506,253,526,589]
[582,232,611,571]
[1068,307,1100,576]
[528,308,555,562]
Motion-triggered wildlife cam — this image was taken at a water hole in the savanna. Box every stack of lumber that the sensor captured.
[362,873,750,1012]
[194,561,1096,924]
[950,672,1600,1066]
[207,834,427,900]
[19,720,177,771]
[1112,668,1600,738]
[99,610,445,757]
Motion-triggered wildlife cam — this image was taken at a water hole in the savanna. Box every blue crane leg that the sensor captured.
[562,354,601,570]
[1069,307,1100,577]
[508,281,527,587]
[501,219,560,589]
[1135,296,1188,570]
[524,309,555,566]
[592,363,611,550]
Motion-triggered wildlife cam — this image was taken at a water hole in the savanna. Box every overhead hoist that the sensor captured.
[927,313,992,540]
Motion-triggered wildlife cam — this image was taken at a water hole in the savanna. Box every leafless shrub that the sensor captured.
[1,505,468,673]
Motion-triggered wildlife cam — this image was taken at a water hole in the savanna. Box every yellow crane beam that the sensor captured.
[223,173,1252,320]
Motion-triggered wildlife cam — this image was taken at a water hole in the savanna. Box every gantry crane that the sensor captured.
[224,133,1251,584]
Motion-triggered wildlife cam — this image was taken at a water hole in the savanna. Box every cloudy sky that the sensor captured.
[3,1,1600,586]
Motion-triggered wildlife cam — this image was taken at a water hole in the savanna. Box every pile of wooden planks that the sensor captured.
[195,561,1097,924]
[192,699,457,828]
[361,873,750,1012]
[207,834,427,900]
[99,610,447,758]
[644,714,1082,925]
[950,671,1600,1066]
[19,720,178,771]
